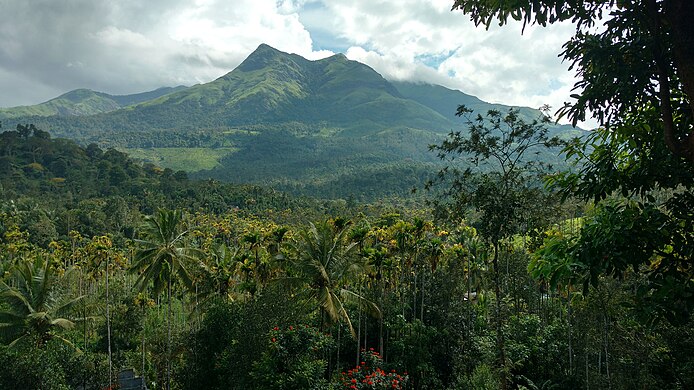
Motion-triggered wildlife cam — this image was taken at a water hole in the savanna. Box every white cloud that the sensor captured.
[311,0,590,125]
[0,0,594,127]
[94,26,154,49]
[0,0,329,105]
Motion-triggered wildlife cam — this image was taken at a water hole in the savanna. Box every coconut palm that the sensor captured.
[290,220,380,337]
[0,257,83,348]
[131,208,201,390]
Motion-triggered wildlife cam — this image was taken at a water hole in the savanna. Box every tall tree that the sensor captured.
[449,0,694,323]
[290,220,380,337]
[428,106,562,389]
[131,208,200,390]
[451,0,694,162]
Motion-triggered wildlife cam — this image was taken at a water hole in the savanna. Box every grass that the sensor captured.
[123,147,237,172]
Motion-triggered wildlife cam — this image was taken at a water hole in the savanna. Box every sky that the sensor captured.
[0,0,593,127]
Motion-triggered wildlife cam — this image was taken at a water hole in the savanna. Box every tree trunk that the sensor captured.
[420,267,425,323]
[142,302,146,386]
[167,272,172,390]
[106,258,112,388]
[568,295,573,375]
[648,0,694,162]
[337,324,341,373]
[604,313,611,389]
[412,271,417,321]
[467,252,472,348]
[357,288,362,367]
[492,242,508,390]
[379,274,385,357]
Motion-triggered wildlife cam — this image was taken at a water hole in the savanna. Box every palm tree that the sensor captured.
[290,220,380,337]
[0,257,83,348]
[84,235,118,386]
[131,208,200,390]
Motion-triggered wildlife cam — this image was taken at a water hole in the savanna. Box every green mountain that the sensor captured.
[1,44,583,199]
[0,86,187,119]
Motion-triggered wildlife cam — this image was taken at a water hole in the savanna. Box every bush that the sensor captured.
[251,325,334,390]
[337,348,409,390]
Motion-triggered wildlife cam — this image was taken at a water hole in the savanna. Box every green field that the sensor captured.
[123,147,237,172]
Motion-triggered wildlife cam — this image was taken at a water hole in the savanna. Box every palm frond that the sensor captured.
[340,288,381,319]
[50,318,76,330]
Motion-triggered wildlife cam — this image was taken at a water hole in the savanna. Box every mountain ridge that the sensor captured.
[0,44,582,199]
[0,86,188,120]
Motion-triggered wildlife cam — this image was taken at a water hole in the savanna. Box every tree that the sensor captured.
[131,208,200,390]
[428,106,562,389]
[83,235,123,387]
[0,257,83,348]
[450,0,694,324]
[451,0,694,163]
[290,220,380,337]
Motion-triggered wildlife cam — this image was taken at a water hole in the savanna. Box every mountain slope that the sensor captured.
[1,44,581,199]
[0,86,187,120]
[71,44,452,133]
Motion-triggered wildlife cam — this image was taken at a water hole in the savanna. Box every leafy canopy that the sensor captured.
[451,0,694,324]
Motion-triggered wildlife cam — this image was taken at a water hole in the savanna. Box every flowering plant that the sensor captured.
[338,349,409,389]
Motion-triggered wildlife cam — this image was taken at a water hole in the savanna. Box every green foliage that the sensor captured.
[124,147,236,172]
[428,106,563,239]
[251,325,334,390]
[387,319,445,389]
[0,341,71,389]
[458,364,498,390]
[453,0,694,328]
[0,257,83,348]
[291,220,379,336]
[132,208,198,296]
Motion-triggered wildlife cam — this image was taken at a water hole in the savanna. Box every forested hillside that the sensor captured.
[0,87,187,119]
[1,122,692,390]
[0,45,582,200]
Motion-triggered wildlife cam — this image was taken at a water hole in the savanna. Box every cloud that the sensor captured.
[0,0,328,106]
[0,0,593,126]
[310,0,586,124]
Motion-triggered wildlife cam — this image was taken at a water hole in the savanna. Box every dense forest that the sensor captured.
[1,110,693,390]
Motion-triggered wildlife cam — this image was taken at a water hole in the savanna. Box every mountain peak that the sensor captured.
[56,89,101,103]
[237,44,293,72]
[251,43,282,56]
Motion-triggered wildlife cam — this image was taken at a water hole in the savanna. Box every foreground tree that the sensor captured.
[0,258,83,348]
[452,0,694,162]
[451,0,694,324]
[290,220,380,337]
[428,106,562,389]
